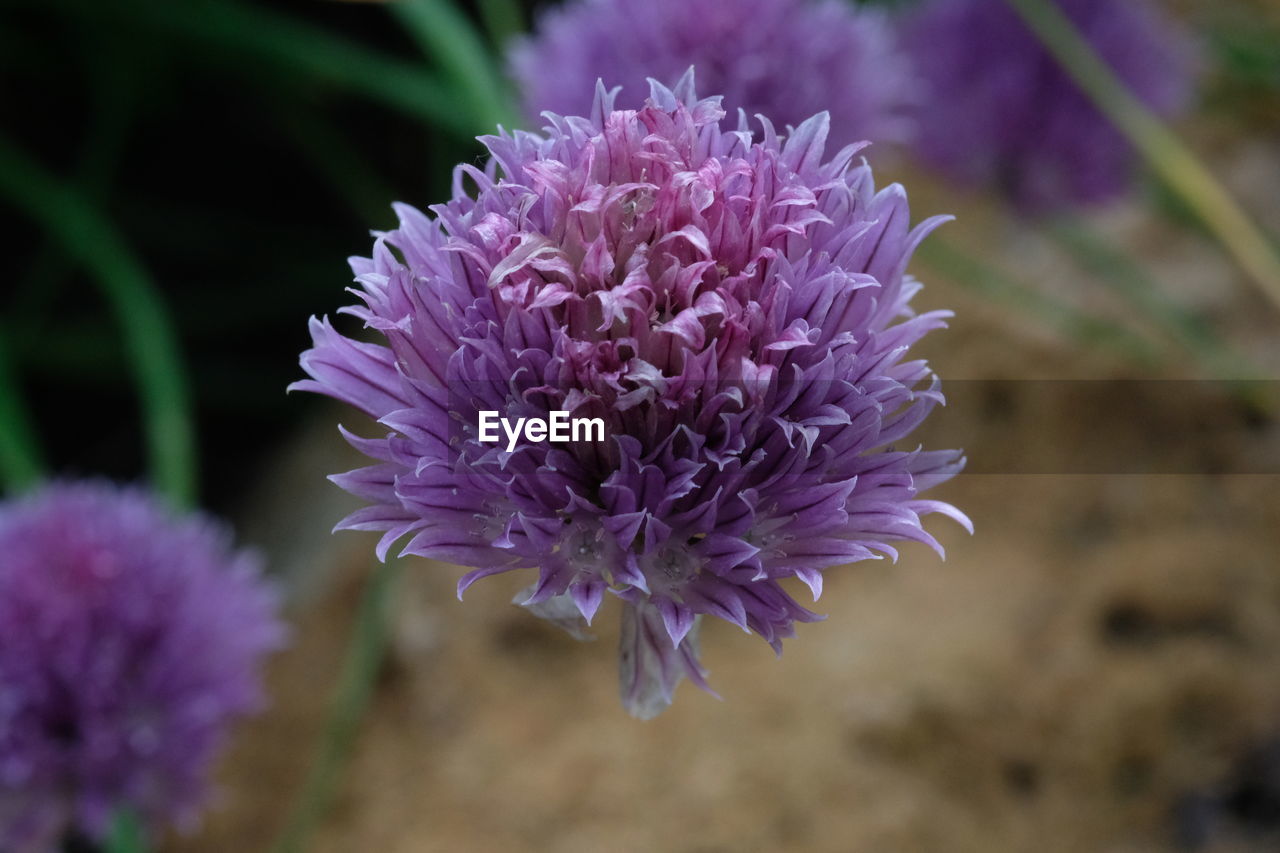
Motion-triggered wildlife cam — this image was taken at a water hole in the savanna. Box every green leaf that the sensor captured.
[0,135,197,507]
[270,560,401,853]
[915,236,1161,367]
[106,810,147,853]
[1001,0,1280,317]
[139,0,478,139]
[393,0,522,132]
[0,327,44,495]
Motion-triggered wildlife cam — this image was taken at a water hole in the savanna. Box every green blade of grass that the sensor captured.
[1001,0,1280,316]
[0,328,44,494]
[1046,216,1260,378]
[478,0,524,51]
[272,101,398,226]
[0,135,197,507]
[106,810,147,853]
[916,236,1162,367]
[270,559,401,853]
[392,0,521,133]
[141,0,476,139]
[10,36,138,325]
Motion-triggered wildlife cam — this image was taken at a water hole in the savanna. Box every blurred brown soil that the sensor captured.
[179,469,1280,853]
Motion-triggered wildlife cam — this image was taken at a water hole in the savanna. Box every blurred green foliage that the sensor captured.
[0,0,514,507]
[2,0,1277,508]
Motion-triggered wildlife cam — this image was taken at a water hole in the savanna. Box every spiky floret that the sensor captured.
[294,76,968,717]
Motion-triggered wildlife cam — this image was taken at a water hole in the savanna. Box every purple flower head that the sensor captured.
[0,482,285,850]
[902,0,1197,212]
[294,75,968,718]
[510,0,917,148]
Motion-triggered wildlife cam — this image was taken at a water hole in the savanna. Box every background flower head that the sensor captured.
[0,481,285,851]
[510,0,918,148]
[295,75,967,718]
[902,0,1198,212]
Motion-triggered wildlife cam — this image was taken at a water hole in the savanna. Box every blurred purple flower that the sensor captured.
[0,482,284,851]
[510,0,917,147]
[294,76,968,718]
[902,0,1197,211]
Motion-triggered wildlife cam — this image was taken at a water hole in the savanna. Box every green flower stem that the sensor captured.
[142,0,475,139]
[11,40,137,324]
[478,0,525,51]
[273,102,398,226]
[0,135,197,508]
[270,559,401,853]
[0,328,44,494]
[1001,0,1280,315]
[916,236,1161,366]
[1046,216,1260,378]
[105,810,146,853]
[392,0,522,133]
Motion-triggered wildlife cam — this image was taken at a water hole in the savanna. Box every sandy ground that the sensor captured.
[186,471,1280,852]
[171,140,1280,852]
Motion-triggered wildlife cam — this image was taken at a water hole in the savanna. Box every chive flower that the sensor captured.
[510,0,917,147]
[902,0,1197,211]
[0,482,284,849]
[294,77,967,718]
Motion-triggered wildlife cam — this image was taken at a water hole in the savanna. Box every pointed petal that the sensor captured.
[514,586,595,642]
